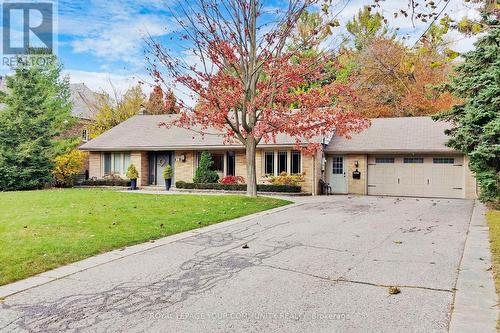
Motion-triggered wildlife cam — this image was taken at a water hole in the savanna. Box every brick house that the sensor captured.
[79,115,478,199]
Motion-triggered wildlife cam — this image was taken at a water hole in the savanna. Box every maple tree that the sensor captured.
[148,0,369,197]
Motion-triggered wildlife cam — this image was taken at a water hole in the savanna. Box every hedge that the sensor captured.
[175,181,301,193]
[80,179,131,187]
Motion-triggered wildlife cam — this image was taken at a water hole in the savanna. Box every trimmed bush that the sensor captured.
[220,176,245,185]
[193,151,219,183]
[163,165,173,179]
[125,164,139,180]
[175,181,301,193]
[80,178,131,187]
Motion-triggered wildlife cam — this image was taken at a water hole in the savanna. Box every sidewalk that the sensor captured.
[449,201,498,332]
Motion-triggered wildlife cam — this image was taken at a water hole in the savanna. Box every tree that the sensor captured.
[0,50,73,190]
[90,84,144,138]
[144,86,180,115]
[53,149,86,187]
[346,6,391,50]
[342,9,459,118]
[148,0,368,197]
[434,23,500,204]
[193,152,219,184]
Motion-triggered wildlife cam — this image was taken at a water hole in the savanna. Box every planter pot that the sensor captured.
[165,178,172,191]
[130,179,137,190]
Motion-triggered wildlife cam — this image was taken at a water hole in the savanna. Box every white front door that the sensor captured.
[331,156,347,194]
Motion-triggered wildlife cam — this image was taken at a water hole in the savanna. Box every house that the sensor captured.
[79,115,478,199]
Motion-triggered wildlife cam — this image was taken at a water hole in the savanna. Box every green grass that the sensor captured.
[0,189,290,285]
[487,209,500,331]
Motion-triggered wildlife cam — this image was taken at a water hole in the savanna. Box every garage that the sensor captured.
[324,117,477,200]
[367,155,465,198]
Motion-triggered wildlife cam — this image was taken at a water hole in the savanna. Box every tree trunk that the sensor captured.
[245,136,258,197]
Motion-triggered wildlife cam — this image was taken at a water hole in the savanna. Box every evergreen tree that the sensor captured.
[0,51,72,190]
[435,23,500,204]
[193,152,219,184]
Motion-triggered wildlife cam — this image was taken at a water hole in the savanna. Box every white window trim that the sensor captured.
[263,150,303,176]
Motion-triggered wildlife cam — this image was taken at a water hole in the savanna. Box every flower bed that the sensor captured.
[175,181,301,193]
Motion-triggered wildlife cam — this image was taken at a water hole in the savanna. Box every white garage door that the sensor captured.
[367,155,465,198]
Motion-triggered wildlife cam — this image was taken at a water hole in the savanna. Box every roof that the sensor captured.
[80,114,326,151]
[325,116,457,154]
[69,83,99,120]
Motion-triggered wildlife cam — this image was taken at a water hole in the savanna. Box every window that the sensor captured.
[196,152,224,172]
[82,129,89,142]
[226,152,236,176]
[104,153,111,175]
[375,157,395,164]
[404,157,424,164]
[264,152,275,175]
[103,152,131,176]
[278,151,287,174]
[332,157,344,174]
[433,157,455,164]
[291,150,301,174]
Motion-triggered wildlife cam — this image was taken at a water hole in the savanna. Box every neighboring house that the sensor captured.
[79,115,478,199]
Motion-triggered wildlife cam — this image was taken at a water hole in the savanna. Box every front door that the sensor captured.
[148,152,173,186]
[155,152,171,186]
[331,156,347,194]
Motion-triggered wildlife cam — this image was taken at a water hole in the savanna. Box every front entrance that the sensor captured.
[330,156,347,194]
[148,152,173,186]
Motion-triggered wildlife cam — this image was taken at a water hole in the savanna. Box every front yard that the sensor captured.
[0,189,289,286]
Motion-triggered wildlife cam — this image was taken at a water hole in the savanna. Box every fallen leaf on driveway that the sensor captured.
[388,286,401,295]
[394,240,403,244]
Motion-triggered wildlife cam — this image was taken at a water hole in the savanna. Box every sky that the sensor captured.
[0,0,481,97]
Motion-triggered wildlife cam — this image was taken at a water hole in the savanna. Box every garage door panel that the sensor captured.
[367,155,464,199]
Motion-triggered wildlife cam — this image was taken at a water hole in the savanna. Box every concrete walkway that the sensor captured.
[449,201,498,332]
[0,195,496,332]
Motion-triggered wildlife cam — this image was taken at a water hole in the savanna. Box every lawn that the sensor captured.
[487,209,500,329]
[0,189,290,285]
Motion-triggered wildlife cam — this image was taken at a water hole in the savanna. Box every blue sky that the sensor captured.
[1,0,480,96]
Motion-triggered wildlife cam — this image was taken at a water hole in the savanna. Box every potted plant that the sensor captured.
[163,164,173,190]
[126,164,139,190]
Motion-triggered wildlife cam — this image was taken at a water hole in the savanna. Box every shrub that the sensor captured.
[163,165,173,179]
[125,164,139,180]
[269,172,305,186]
[175,181,301,193]
[220,176,245,185]
[193,151,219,183]
[80,175,130,187]
[53,150,86,187]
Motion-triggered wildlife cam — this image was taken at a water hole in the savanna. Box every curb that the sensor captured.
[0,201,301,299]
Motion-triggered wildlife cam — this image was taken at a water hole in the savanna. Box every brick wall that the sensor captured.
[174,151,195,182]
[130,151,148,187]
[88,152,101,178]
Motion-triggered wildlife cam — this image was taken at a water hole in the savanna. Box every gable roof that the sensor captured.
[79,114,326,151]
[325,116,457,154]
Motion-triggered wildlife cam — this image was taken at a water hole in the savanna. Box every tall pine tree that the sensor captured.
[0,51,72,190]
[435,22,500,204]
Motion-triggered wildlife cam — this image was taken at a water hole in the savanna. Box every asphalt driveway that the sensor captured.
[0,195,475,332]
